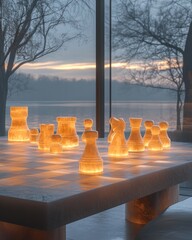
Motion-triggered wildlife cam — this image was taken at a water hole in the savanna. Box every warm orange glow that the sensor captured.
[57,117,79,148]
[38,124,54,151]
[127,118,145,152]
[30,128,39,143]
[79,131,103,175]
[50,134,62,154]
[8,106,30,142]
[159,121,171,148]
[143,120,154,147]
[148,125,163,151]
[108,117,128,157]
[82,118,93,142]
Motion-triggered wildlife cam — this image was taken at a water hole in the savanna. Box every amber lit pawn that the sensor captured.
[148,125,163,151]
[57,117,79,148]
[30,128,39,143]
[8,106,30,142]
[82,118,93,142]
[108,118,128,157]
[50,134,62,154]
[127,118,145,152]
[143,120,154,147]
[79,131,103,175]
[159,121,171,148]
[108,117,117,143]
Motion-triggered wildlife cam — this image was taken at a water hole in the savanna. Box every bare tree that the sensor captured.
[0,0,91,136]
[113,0,192,131]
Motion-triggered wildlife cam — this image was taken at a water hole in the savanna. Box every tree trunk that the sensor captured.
[183,21,192,132]
[0,93,6,136]
[0,69,8,136]
[176,90,182,131]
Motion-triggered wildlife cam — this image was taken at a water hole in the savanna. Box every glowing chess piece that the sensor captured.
[50,134,62,154]
[79,131,103,175]
[38,124,54,151]
[108,117,117,143]
[57,117,79,148]
[82,118,93,142]
[8,106,30,142]
[143,120,154,147]
[108,118,128,157]
[159,121,171,148]
[127,118,144,152]
[148,125,163,151]
[30,128,39,143]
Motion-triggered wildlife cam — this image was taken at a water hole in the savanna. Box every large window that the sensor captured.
[7,1,96,133]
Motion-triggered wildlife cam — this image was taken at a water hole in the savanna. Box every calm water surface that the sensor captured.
[6,101,178,132]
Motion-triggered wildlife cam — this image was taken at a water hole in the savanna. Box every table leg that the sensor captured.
[0,221,66,240]
[126,185,179,224]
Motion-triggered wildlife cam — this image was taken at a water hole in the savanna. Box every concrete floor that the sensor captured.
[67,186,191,240]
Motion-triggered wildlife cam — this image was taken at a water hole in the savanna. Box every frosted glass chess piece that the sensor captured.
[82,118,93,142]
[50,134,63,154]
[159,121,171,148]
[143,120,154,147]
[38,124,54,151]
[108,118,128,157]
[79,131,103,175]
[108,117,117,143]
[57,117,79,148]
[127,118,145,152]
[8,106,30,142]
[148,125,163,151]
[30,128,39,143]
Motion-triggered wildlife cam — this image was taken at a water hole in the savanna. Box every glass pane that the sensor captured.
[111,0,190,137]
[7,1,96,134]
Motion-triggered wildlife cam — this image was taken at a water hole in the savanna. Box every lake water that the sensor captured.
[6,101,178,132]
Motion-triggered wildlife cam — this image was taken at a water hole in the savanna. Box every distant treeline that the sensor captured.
[8,73,176,101]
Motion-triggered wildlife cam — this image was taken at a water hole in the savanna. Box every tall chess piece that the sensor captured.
[148,125,163,151]
[82,118,93,142]
[108,117,117,143]
[143,120,154,147]
[8,106,30,142]
[108,118,128,157]
[127,118,144,152]
[57,117,79,148]
[159,121,171,148]
[79,131,103,175]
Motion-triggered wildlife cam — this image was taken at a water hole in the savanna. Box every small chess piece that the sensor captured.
[38,124,54,151]
[148,125,163,151]
[82,118,93,142]
[79,131,103,175]
[50,134,62,154]
[108,118,128,157]
[159,121,171,148]
[30,128,39,143]
[108,117,117,143]
[143,120,154,147]
[8,106,30,142]
[127,118,145,152]
[57,117,79,148]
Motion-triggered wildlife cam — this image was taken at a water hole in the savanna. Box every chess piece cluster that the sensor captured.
[7,105,172,176]
[107,117,171,155]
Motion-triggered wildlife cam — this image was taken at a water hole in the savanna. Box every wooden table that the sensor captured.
[0,138,192,239]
